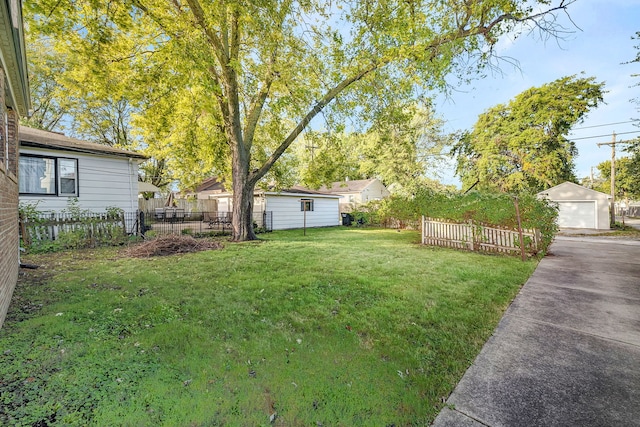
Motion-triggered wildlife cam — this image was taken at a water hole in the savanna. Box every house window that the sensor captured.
[300,199,314,211]
[58,158,78,196]
[19,154,78,196]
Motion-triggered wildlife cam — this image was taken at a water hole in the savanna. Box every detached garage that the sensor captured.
[208,185,340,230]
[538,182,611,230]
[260,188,340,230]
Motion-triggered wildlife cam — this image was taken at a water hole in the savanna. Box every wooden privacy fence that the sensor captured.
[421,216,541,257]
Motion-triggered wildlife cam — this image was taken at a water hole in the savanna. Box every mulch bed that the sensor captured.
[126,235,224,258]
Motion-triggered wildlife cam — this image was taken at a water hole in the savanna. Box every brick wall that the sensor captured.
[0,67,20,328]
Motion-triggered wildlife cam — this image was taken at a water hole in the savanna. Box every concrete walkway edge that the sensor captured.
[432,236,640,427]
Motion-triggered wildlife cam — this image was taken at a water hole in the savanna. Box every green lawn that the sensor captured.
[1,227,537,426]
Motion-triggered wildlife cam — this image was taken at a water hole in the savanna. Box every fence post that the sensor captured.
[469,220,476,251]
[513,196,526,261]
[19,213,31,247]
[120,211,127,237]
[139,210,146,236]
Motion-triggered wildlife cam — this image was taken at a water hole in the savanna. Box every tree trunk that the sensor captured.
[230,145,258,241]
[231,180,257,241]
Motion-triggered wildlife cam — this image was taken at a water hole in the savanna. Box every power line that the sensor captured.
[570,130,640,141]
[572,120,637,130]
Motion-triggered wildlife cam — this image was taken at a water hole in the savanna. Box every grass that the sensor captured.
[1,227,537,426]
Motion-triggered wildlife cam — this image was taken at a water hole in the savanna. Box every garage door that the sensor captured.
[556,201,596,228]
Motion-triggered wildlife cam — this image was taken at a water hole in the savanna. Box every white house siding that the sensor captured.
[266,194,339,230]
[19,147,140,215]
[360,180,390,203]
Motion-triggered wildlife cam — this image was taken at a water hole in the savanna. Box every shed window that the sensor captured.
[300,199,314,211]
[19,155,78,196]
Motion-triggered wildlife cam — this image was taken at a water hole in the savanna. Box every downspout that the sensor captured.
[128,158,135,213]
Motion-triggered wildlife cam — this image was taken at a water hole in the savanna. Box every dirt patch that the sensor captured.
[126,235,224,258]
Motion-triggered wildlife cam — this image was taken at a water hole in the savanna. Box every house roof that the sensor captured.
[0,1,30,115]
[318,179,379,194]
[19,126,148,160]
[196,177,227,193]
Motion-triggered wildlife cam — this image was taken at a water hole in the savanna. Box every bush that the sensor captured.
[377,188,559,253]
[19,199,129,253]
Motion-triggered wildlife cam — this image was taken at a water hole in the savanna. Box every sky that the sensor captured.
[434,0,640,188]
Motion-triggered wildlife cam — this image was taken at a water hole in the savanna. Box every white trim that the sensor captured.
[261,191,340,199]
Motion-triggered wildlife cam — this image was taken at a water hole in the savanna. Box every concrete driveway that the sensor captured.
[432,236,640,426]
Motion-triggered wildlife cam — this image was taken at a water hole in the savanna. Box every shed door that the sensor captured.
[556,201,596,228]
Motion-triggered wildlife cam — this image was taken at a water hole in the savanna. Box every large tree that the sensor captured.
[454,75,604,193]
[297,103,452,191]
[28,0,576,240]
[595,158,640,201]
[625,31,640,197]
[20,33,69,131]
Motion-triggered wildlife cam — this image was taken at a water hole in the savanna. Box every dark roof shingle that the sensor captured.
[19,126,148,160]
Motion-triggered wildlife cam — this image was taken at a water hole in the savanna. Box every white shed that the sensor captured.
[261,187,340,230]
[19,127,147,215]
[208,185,340,230]
[538,182,611,230]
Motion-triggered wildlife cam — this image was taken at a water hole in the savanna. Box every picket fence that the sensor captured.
[421,216,541,257]
[20,211,129,248]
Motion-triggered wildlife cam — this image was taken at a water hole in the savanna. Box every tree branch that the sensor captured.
[249,62,381,185]
[185,0,228,65]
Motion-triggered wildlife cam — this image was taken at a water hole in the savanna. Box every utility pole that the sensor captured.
[597,132,616,227]
[305,143,319,161]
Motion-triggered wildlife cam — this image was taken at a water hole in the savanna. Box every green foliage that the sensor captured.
[630,31,640,105]
[20,199,128,253]
[377,189,558,252]
[3,228,537,425]
[25,0,577,240]
[298,104,454,190]
[595,157,640,200]
[454,75,605,193]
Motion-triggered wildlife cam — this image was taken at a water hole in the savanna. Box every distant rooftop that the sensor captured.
[318,179,379,193]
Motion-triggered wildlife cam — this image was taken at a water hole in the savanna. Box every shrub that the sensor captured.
[377,188,558,253]
[19,199,128,253]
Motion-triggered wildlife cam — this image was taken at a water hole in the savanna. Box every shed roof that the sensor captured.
[209,184,339,199]
[19,126,148,160]
[264,185,340,199]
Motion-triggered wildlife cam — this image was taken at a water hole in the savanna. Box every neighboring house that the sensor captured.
[190,176,227,199]
[19,127,148,216]
[1,0,31,328]
[538,181,611,230]
[209,185,340,230]
[319,178,390,212]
